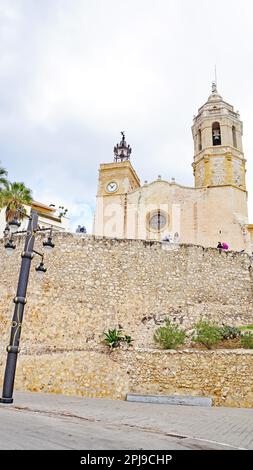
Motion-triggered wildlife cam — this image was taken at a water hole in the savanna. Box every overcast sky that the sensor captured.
[0,0,253,231]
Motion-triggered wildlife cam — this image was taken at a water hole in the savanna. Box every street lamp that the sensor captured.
[4,238,16,255]
[0,209,55,404]
[8,218,21,233]
[35,254,47,276]
[43,228,55,252]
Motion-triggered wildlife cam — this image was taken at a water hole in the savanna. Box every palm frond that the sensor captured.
[0,163,8,190]
[0,181,32,221]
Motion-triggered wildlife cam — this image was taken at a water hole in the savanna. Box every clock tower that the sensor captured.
[94,133,140,237]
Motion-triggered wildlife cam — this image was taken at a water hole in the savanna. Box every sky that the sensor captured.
[0,0,253,232]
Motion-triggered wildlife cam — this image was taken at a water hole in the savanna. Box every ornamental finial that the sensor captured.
[113,132,132,162]
[212,81,217,93]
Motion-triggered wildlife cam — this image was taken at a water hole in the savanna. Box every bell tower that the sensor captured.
[94,132,140,238]
[192,83,246,191]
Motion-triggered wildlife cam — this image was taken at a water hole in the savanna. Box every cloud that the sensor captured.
[0,0,253,232]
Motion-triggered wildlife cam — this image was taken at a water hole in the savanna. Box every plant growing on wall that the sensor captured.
[103,329,133,349]
[219,325,241,340]
[193,320,222,349]
[123,335,133,345]
[153,319,186,350]
[103,329,122,348]
[239,324,253,331]
[58,206,68,218]
[240,332,253,349]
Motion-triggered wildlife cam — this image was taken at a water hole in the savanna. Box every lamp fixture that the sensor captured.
[43,228,55,252]
[43,237,55,252]
[4,239,16,255]
[8,219,21,233]
[35,261,47,275]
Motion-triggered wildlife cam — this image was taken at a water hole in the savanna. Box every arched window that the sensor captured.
[212,122,221,146]
[232,126,237,148]
[198,129,202,151]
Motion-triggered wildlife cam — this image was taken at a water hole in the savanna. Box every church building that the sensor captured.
[94,84,253,253]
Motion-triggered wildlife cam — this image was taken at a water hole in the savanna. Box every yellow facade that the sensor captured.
[98,161,140,197]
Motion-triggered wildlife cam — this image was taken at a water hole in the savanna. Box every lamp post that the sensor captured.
[0,209,54,404]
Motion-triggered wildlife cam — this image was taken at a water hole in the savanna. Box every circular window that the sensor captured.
[148,211,168,231]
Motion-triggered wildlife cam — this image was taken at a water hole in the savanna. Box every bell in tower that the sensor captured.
[212,121,221,146]
[114,132,132,162]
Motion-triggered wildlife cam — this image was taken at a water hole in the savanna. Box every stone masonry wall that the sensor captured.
[0,234,253,407]
[0,349,252,407]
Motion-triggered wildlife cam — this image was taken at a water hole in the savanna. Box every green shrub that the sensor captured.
[219,325,241,340]
[240,332,253,349]
[239,324,253,331]
[193,320,222,349]
[154,319,186,349]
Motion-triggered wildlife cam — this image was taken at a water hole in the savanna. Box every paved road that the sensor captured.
[0,391,252,450]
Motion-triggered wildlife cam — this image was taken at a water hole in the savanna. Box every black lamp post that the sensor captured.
[0,209,54,404]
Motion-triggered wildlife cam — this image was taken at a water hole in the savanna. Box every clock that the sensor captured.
[106,181,118,193]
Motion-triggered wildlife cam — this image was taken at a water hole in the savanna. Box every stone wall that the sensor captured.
[0,234,253,407]
[0,349,252,407]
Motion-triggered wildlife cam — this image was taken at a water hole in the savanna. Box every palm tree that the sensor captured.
[0,181,33,222]
[0,162,8,190]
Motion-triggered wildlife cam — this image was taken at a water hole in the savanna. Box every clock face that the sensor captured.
[106,181,118,193]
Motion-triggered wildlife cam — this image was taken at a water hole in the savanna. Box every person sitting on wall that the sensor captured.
[173,232,180,243]
[162,234,171,242]
[217,241,229,250]
[222,242,229,250]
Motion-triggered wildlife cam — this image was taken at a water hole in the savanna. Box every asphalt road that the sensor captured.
[0,391,252,450]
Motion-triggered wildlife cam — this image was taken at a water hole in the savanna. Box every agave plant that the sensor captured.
[0,181,32,222]
[103,329,123,348]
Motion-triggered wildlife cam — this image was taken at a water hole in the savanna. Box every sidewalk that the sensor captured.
[0,391,253,450]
